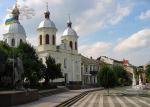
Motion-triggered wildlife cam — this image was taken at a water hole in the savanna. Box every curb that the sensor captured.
[39,88,69,98]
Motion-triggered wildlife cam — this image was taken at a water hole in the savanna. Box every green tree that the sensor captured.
[0,48,8,82]
[113,65,131,86]
[16,42,44,86]
[146,65,150,81]
[0,41,13,57]
[0,41,13,89]
[43,56,62,85]
[97,65,117,94]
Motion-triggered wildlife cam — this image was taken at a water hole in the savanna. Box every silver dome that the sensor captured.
[63,27,77,36]
[5,22,26,36]
[38,19,56,29]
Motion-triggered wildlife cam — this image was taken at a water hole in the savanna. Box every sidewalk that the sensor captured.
[14,88,101,107]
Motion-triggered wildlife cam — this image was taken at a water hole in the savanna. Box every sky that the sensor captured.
[0,0,150,66]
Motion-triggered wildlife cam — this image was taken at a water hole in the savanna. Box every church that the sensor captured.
[3,3,82,85]
[36,5,82,84]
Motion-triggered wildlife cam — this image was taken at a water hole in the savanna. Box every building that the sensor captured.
[3,3,26,47]
[97,56,135,76]
[81,56,99,87]
[36,4,81,85]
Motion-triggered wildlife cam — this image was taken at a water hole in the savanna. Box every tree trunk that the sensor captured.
[44,78,49,85]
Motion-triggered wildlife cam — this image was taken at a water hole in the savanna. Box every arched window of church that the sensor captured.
[20,39,23,44]
[69,41,73,49]
[64,58,67,68]
[52,35,55,45]
[39,35,42,45]
[45,34,49,44]
[11,38,15,46]
[75,42,77,50]
[5,39,7,43]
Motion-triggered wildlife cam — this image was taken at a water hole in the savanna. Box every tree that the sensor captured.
[113,65,131,86]
[0,41,13,89]
[43,56,62,85]
[0,41,13,57]
[16,42,44,86]
[97,65,117,94]
[0,48,8,82]
[146,65,150,82]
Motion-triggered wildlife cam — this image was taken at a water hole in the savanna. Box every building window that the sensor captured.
[5,39,7,43]
[52,35,55,45]
[75,41,77,50]
[11,38,15,46]
[64,58,67,68]
[45,34,49,44]
[39,35,42,45]
[90,65,92,71]
[86,67,88,72]
[69,41,73,49]
[20,39,22,43]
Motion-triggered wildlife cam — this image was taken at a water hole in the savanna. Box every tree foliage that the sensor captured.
[146,65,150,81]
[97,65,117,88]
[43,56,62,85]
[16,42,44,86]
[97,64,132,89]
[113,65,132,86]
[0,47,8,80]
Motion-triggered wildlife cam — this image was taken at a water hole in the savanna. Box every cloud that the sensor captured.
[139,9,150,20]
[79,42,111,58]
[114,29,150,52]
[74,0,132,36]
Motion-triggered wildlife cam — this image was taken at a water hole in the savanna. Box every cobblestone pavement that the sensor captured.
[71,89,150,107]
[14,91,81,107]
[14,88,101,107]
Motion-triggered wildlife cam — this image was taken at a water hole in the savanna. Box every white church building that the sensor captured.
[36,5,82,84]
[2,3,82,85]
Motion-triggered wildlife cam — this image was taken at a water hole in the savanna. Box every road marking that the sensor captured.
[135,97,150,106]
[115,96,127,107]
[124,97,141,107]
[77,92,95,107]
[99,95,103,107]
[87,93,98,107]
[108,96,115,107]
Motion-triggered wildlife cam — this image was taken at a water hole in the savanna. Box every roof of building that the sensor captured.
[63,27,77,36]
[4,22,26,36]
[81,55,99,65]
[38,19,56,29]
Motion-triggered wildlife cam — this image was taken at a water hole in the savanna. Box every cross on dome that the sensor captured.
[12,0,20,20]
[67,14,72,28]
[44,2,50,19]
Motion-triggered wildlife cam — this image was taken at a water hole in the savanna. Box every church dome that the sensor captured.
[63,27,77,36]
[63,19,78,36]
[38,3,56,30]
[5,22,26,36]
[38,19,56,29]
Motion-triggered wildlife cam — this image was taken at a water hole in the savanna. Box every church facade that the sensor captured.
[36,6,82,84]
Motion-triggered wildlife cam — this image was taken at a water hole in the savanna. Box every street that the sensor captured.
[72,89,150,107]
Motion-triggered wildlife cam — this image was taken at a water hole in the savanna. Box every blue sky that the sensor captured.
[0,0,150,66]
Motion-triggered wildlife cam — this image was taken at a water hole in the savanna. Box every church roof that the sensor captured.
[63,27,77,36]
[63,17,78,36]
[38,2,56,29]
[4,22,26,36]
[4,1,26,36]
[38,19,56,29]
